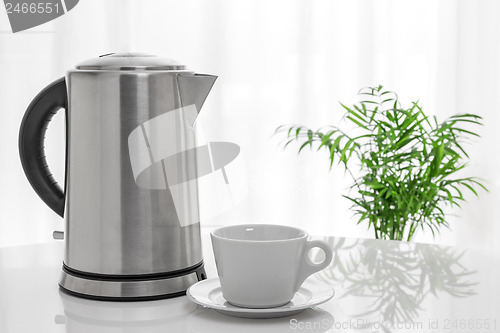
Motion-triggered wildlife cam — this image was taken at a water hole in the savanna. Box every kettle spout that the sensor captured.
[178,73,217,115]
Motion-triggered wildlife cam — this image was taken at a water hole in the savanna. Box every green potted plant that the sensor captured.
[276,86,487,241]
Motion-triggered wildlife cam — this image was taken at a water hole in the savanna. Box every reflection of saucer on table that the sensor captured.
[187,307,335,333]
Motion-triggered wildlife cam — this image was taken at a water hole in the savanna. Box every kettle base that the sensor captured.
[58,262,206,301]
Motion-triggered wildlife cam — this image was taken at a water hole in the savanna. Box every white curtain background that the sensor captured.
[0,0,499,249]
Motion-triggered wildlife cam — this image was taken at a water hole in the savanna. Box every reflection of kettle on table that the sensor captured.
[55,291,196,333]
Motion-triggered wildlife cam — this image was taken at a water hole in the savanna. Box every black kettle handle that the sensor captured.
[19,77,67,217]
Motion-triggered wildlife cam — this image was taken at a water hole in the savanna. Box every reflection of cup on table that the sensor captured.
[211,224,333,308]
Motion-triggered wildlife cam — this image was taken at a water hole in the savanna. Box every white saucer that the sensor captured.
[186,278,334,319]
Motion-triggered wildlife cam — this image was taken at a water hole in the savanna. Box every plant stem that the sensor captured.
[407,222,417,241]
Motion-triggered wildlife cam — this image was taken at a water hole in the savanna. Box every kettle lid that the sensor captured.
[75,52,186,71]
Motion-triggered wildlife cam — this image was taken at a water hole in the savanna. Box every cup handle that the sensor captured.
[295,240,333,291]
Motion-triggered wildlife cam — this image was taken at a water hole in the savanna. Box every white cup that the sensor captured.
[210,224,333,308]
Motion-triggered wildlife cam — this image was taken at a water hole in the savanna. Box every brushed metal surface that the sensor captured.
[59,270,199,299]
[63,66,213,276]
[76,52,186,71]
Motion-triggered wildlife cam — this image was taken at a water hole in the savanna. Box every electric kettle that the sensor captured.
[18,53,217,300]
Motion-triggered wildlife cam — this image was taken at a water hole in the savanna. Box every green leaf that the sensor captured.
[339,139,354,163]
[346,116,369,130]
[283,138,296,149]
[451,127,480,137]
[298,140,312,153]
[461,182,478,196]
[317,131,335,151]
[331,135,343,153]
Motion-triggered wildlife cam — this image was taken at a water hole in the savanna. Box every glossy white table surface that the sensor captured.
[1,228,499,333]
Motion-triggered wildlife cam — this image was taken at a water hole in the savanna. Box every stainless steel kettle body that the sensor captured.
[19,53,217,300]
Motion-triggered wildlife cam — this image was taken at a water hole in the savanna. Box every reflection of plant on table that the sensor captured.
[276,86,487,241]
[317,237,477,326]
